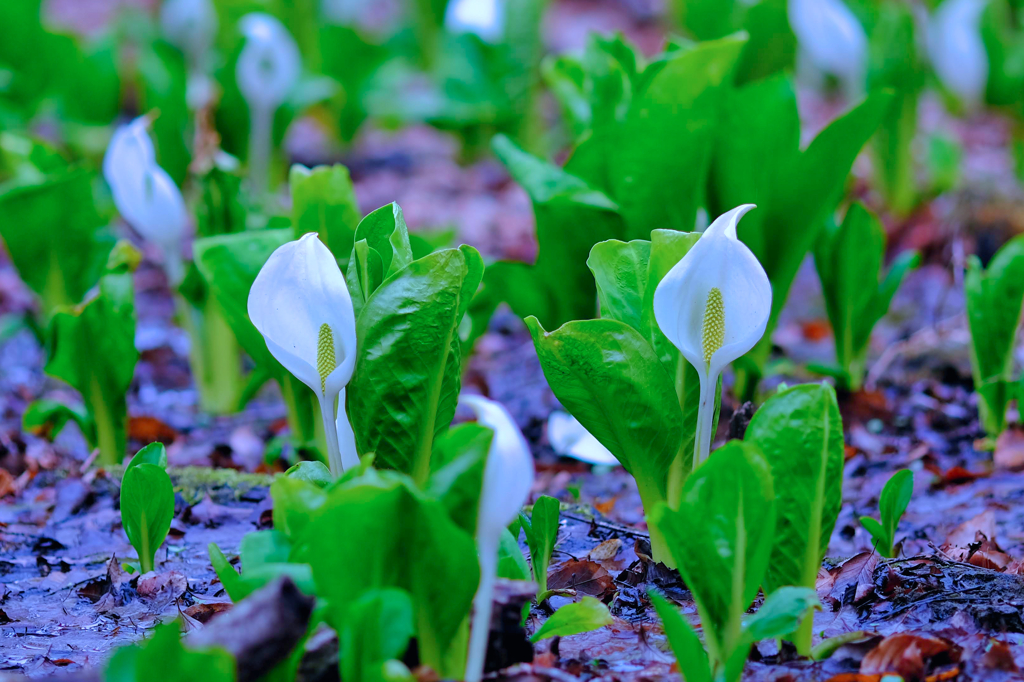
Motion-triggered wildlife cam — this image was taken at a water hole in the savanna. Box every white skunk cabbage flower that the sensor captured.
[653,204,771,469]
[445,0,504,43]
[927,0,989,105]
[789,0,867,88]
[461,394,534,682]
[236,13,301,194]
[248,233,359,476]
[160,0,218,66]
[547,411,618,466]
[103,116,188,286]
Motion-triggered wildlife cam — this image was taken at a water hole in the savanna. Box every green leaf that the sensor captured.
[120,463,174,574]
[126,442,168,472]
[529,597,613,642]
[815,204,919,390]
[648,591,711,682]
[523,496,560,596]
[271,476,329,542]
[349,246,483,483]
[744,384,844,598]
[734,0,795,85]
[46,271,137,465]
[711,77,891,385]
[103,620,235,682]
[291,164,361,261]
[0,169,115,315]
[497,528,531,581]
[527,316,681,506]
[965,235,1024,435]
[291,474,479,677]
[285,461,333,488]
[571,35,746,236]
[587,239,650,332]
[650,441,775,664]
[426,423,491,535]
[345,202,417,317]
[22,399,95,445]
[484,134,625,330]
[879,469,913,554]
[338,589,415,682]
[858,516,889,558]
[739,586,821,648]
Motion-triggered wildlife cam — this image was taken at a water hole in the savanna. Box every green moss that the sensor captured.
[170,466,276,504]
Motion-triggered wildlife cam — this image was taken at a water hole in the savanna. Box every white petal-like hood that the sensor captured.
[248,233,357,399]
[445,0,504,43]
[462,394,535,537]
[236,13,301,110]
[928,0,988,104]
[653,204,771,381]
[789,0,868,83]
[548,411,619,466]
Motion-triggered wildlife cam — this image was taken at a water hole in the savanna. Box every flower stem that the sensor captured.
[466,535,498,682]
[317,393,344,478]
[693,371,718,470]
[248,103,273,200]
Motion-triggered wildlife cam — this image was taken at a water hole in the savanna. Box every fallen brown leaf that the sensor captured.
[137,570,188,601]
[547,559,615,599]
[128,415,179,444]
[860,633,956,681]
[588,538,622,562]
[981,640,1019,672]
[823,552,879,606]
[0,468,14,498]
[941,510,999,562]
[994,427,1024,470]
[183,602,233,623]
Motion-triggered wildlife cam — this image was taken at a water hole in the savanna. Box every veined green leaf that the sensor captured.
[587,239,650,333]
[291,164,361,261]
[120,463,174,574]
[529,597,613,642]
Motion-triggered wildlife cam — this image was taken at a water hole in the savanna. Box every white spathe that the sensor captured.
[547,411,618,466]
[248,233,359,475]
[928,0,989,105]
[461,394,534,682]
[236,13,301,110]
[160,0,218,64]
[653,204,771,469]
[102,116,188,285]
[789,0,867,85]
[445,0,504,44]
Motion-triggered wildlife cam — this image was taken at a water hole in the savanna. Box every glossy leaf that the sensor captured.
[651,441,775,664]
[120,463,174,574]
[587,239,650,333]
[346,202,416,317]
[860,469,913,558]
[348,246,483,483]
[291,473,479,677]
[527,316,681,505]
[338,589,415,682]
[127,442,169,471]
[964,235,1024,436]
[745,383,843,595]
[530,597,612,642]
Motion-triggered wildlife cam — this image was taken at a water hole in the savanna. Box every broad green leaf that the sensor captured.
[814,204,919,390]
[522,496,560,596]
[46,270,137,465]
[339,589,415,682]
[733,0,795,85]
[349,246,483,483]
[858,516,888,558]
[120,463,174,574]
[103,620,235,682]
[529,597,613,642]
[271,476,329,542]
[745,383,844,596]
[126,442,168,472]
[570,35,746,236]
[964,235,1024,435]
[651,441,775,663]
[648,591,711,682]
[587,239,650,332]
[346,202,416,316]
[497,528,531,581]
[486,134,624,330]
[527,317,681,505]
[22,399,95,445]
[137,40,190,185]
[291,164,361,261]
[0,169,115,315]
[426,423,491,534]
[207,533,316,603]
[286,461,333,488]
[291,474,479,677]
[736,587,820,668]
